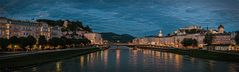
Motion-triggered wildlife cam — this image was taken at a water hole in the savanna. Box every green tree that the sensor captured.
[38,35,48,49]
[84,25,92,32]
[9,36,19,51]
[77,39,82,46]
[181,38,198,47]
[27,35,37,50]
[185,29,200,34]
[48,37,61,48]
[192,39,198,47]
[60,36,67,48]
[61,28,68,32]
[68,23,79,32]
[82,38,91,45]
[71,38,78,47]
[75,21,83,28]
[0,38,10,51]
[66,38,73,47]
[19,37,28,51]
[36,19,64,26]
[204,33,213,45]
[235,33,239,45]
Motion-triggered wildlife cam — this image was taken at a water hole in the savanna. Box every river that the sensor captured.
[17,46,239,72]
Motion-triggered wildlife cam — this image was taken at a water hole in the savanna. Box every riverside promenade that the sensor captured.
[132,45,239,62]
[135,45,239,55]
[0,47,101,70]
[0,47,96,60]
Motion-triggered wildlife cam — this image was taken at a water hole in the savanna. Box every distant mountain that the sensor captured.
[100,32,135,43]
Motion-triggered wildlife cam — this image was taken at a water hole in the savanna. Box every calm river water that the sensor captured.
[17,46,239,72]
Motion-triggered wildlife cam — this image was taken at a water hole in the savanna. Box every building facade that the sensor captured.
[38,22,51,39]
[0,17,51,39]
[84,33,103,45]
[0,17,78,40]
[132,25,236,50]
[211,34,234,45]
[50,26,63,38]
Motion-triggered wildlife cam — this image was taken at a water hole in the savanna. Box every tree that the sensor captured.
[181,38,198,47]
[185,29,200,34]
[0,38,10,51]
[82,38,91,45]
[19,37,28,51]
[192,39,198,47]
[36,19,64,26]
[68,23,79,32]
[36,19,91,32]
[77,39,83,46]
[48,37,61,49]
[27,35,37,50]
[235,33,239,45]
[75,21,83,28]
[204,33,213,45]
[9,36,19,50]
[71,38,78,47]
[66,38,73,47]
[60,36,67,48]
[38,35,48,49]
[84,25,92,32]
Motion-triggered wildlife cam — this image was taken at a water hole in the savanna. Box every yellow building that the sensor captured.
[0,17,51,39]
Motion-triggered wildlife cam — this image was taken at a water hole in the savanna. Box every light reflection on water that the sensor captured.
[18,46,239,72]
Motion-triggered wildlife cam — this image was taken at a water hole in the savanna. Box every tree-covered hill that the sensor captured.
[100,32,135,43]
[36,19,92,32]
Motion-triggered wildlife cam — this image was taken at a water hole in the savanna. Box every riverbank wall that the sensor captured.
[138,47,239,63]
[0,47,101,70]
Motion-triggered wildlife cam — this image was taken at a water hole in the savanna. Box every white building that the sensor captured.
[84,33,103,45]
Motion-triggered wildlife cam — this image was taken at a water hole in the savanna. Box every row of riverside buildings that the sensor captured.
[0,17,105,50]
[131,25,238,51]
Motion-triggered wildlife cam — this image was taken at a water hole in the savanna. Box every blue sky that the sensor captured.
[1,0,239,37]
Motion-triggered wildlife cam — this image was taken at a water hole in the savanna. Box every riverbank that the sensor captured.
[0,47,101,70]
[138,47,239,63]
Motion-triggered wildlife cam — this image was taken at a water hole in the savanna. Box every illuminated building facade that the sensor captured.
[0,17,67,40]
[132,25,236,49]
[84,33,103,45]
[0,17,51,39]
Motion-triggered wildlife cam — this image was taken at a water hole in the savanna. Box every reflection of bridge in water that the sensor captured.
[97,43,132,47]
[97,43,176,50]
[96,43,134,50]
[111,43,132,46]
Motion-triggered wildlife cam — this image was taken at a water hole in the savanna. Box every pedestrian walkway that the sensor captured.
[0,47,94,60]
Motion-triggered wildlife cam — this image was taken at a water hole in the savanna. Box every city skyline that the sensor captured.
[1,0,239,36]
[1,0,239,71]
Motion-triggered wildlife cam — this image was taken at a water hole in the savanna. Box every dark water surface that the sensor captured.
[17,46,239,72]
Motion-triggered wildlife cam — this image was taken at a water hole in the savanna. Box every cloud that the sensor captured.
[1,0,239,36]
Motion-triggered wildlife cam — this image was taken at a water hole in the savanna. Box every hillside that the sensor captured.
[100,32,135,43]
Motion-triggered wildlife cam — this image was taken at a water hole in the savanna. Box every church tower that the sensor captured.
[158,30,163,37]
[218,24,224,33]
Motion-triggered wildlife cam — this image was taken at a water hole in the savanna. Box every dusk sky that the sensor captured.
[1,0,239,36]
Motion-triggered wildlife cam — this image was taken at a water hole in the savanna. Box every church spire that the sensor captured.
[158,30,163,37]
